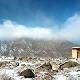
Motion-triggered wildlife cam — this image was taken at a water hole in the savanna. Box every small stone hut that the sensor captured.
[72,47,80,59]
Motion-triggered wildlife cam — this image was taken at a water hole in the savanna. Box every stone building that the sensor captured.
[72,47,80,59]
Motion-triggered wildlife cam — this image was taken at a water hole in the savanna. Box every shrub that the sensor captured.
[0,74,14,80]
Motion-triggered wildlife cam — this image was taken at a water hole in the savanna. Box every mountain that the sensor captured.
[0,38,79,58]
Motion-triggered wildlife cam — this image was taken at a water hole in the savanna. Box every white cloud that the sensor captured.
[0,20,54,40]
[59,14,80,41]
[0,14,80,41]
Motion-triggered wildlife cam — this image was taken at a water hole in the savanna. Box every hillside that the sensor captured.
[0,38,79,58]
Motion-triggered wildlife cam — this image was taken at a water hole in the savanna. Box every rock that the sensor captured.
[52,63,60,70]
[59,61,79,70]
[35,72,53,80]
[16,62,19,66]
[19,69,35,78]
[0,62,6,67]
[21,64,26,67]
[35,62,52,72]
[41,62,52,70]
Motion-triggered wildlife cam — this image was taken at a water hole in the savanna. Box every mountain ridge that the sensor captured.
[0,38,79,58]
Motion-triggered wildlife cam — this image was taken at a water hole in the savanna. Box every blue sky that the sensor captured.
[0,0,80,42]
[0,0,80,26]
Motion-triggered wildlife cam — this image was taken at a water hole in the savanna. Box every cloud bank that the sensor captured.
[0,14,80,41]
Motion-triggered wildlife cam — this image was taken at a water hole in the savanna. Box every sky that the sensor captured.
[0,0,80,43]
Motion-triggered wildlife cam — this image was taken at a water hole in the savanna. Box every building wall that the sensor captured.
[77,49,80,58]
[72,49,77,59]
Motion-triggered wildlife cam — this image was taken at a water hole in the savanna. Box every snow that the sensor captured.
[0,69,33,80]
[0,56,35,80]
[0,56,14,61]
[39,72,48,78]
[19,62,34,66]
[1,56,80,80]
[69,71,80,75]
[53,74,67,80]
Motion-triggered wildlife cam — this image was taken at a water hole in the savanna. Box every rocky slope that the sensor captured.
[0,38,79,58]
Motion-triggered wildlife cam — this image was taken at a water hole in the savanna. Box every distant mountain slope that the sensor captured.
[0,39,79,58]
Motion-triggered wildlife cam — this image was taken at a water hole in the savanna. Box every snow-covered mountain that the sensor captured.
[0,38,79,58]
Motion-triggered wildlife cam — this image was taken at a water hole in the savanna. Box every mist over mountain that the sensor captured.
[0,38,79,58]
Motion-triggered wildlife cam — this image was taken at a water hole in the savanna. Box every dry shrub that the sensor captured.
[0,74,14,80]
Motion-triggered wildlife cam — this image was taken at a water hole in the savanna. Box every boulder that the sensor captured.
[35,72,53,80]
[0,62,6,67]
[41,62,52,70]
[59,61,79,70]
[35,62,52,72]
[19,69,35,78]
[16,62,19,66]
[52,63,60,70]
